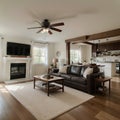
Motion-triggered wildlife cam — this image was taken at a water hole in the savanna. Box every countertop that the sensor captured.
[95,61,120,63]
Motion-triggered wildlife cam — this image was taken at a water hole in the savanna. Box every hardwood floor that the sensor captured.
[0,77,120,120]
[0,85,37,120]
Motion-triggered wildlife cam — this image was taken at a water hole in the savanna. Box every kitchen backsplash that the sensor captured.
[94,56,120,62]
[92,50,120,62]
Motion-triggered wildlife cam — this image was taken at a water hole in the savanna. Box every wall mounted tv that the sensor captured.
[7,42,31,56]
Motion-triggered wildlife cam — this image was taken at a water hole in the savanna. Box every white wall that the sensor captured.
[0,40,3,81]
[70,44,92,63]
[54,41,92,65]
[0,36,55,82]
[54,41,66,59]
[80,45,92,63]
[0,36,32,81]
[1,36,32,57]
[48,43,55,65]
[54,41,66,67]
[32,43,55,76]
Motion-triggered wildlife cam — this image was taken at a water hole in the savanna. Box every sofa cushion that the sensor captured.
[60,73,71,80]
[71,76,87,85]
[67,65,71,74]
[83,67,93,78]
[51,72,61,77]
[70,65,81,76]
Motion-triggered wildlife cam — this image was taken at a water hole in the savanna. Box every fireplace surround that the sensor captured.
[3,57,32,81]
[10,63,26,79]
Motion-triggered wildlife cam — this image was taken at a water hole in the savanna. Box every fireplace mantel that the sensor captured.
[3,56,32,61]
[2,57,32,81]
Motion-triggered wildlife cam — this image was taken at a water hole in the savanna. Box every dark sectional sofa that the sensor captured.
[50,64,103,94]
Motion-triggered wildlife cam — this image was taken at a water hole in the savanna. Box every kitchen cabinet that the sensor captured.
[96,62,117,77]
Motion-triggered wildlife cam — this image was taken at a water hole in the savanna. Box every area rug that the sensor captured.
[5,82,94,120]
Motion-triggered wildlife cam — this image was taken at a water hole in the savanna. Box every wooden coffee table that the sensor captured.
[33,75,64,96]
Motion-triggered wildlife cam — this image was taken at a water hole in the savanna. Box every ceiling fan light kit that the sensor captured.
[28,19,64,35]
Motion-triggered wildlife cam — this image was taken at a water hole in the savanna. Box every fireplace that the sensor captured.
[10,63,26,80]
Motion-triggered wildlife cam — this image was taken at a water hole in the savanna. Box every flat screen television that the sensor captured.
[7,42,31,56]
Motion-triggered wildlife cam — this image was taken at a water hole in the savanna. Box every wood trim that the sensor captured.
[65,35,89,43]
[66,42,70,64]
[100,39,120,45]
[72,41,95,45]
[83,42,95,45]
[65,28,120,43]
[88,28,120,40]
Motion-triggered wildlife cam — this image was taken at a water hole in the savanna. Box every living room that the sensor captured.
[0,0,120,120]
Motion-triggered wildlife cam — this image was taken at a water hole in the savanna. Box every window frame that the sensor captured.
[70,49,81,64]
[32,45,48,65]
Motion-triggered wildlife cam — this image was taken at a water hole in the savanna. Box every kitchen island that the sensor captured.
[96,62,118,77]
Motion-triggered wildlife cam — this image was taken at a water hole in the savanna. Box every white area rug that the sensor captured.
[5,82,94,120]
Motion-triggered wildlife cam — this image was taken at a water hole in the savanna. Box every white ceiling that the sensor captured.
[0,0,120,42]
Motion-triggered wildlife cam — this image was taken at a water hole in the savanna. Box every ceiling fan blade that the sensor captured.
[50,27,62,32]
[48,30,53,35]
[35,20,42,25]
[36,28,43,33]
[27,27,42,29]
[51,22,64,27]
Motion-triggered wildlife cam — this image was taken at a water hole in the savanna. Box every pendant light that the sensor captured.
[96,40,101,55]
[104,38,108,52]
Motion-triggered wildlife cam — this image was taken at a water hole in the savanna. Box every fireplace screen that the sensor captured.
[10,63,26,79]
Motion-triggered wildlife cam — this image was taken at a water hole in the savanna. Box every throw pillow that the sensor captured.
[83,67,93,78]
[59,66,68,74]
[80,65,88,76]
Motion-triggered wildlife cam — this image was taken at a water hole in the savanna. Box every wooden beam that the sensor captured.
[100,39,120,45]
[65,35,89,43]
[83,42,95,45]
[66,42,70,64]
[72,41,95,45]
[88,28,120,40]
[65,28,120,43]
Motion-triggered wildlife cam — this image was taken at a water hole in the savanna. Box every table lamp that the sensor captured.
[52,58,58,68]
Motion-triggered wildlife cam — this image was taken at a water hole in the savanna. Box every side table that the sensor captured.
[95,77,111,95]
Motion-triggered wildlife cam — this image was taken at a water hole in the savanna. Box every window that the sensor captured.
[33,45,48,64]
[70,49,81,63]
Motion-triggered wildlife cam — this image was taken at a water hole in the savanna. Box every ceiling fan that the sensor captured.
[27,19,64,35]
